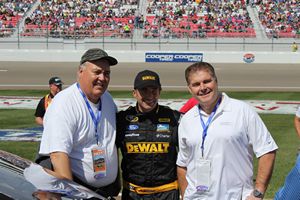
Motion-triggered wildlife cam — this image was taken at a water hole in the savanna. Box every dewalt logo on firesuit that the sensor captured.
[126,142,169,153]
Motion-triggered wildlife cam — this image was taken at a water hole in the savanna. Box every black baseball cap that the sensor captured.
[49,77,63,86]
[134,70,161,89]
[80,48,118,66]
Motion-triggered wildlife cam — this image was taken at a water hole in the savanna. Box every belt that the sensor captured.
[123,180,178,195]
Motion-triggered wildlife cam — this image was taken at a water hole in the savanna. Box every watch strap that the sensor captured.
[253,189,264,198]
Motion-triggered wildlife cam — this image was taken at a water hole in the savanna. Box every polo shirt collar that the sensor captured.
[192,92,231,118]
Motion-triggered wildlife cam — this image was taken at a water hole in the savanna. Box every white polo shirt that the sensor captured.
[40,83,118,188]
[176,93,278,200]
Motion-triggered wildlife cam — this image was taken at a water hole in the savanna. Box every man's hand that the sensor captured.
[246,195,263,200]
[33,190,62,200]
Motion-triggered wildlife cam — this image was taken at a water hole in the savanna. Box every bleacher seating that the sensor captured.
[0,0,34,37]
[143,0,256,38]
[21,0,137,38]
[2,0,299,39]
[256,0,300,38]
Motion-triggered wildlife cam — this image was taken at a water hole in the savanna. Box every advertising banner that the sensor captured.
[145,52,203,62]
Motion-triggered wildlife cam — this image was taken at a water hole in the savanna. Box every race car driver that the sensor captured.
[116,70,181,200]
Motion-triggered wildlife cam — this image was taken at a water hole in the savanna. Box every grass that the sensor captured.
[0,109,37,129]
[1,89,300,100]
[0,90,48,97]
[258,114,299,196]
[1,90,300,198]
[0,141,39,161]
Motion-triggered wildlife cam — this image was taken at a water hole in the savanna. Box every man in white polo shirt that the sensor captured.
[38,48,120,199]
[176,62,278,200]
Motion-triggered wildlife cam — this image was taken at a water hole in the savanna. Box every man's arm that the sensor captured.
[35,117,43,126]
[247,151,276,199]
[294,115,300,138]
[255,151,276,192]
[177,166,188,199]
[50,152,73,180]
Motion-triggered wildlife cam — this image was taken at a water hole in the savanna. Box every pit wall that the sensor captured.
[0,49,299,64]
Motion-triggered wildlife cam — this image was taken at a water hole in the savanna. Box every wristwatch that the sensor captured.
[253,189,264,198]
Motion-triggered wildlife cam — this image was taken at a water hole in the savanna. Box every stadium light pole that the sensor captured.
[17,22,20,49]
[271,37,274,52]
[131,29,133,50]
[74,29,77,50]
[102,27,105,49]
[215,37,217,51]
[46,20,49,50]
[158,7,161,51]
[187,8,190,51]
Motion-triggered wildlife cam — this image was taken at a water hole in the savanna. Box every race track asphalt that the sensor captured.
[0,61,299,91]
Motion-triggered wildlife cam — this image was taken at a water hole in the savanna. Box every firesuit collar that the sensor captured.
[135,103,159,114]
[48,93,54,98]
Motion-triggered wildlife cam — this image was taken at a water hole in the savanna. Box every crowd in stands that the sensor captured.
[256,0,300,38]
[1,0,300,39]
[22,0,138,38]
[0,0,33,37]
[143,0,255,38]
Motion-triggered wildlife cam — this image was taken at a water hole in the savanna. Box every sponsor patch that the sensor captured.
[125,133,140,137]
[125,115,139,122]
[142,76,156,81]
[126,142,170,153]
[127,125,139,130]
[156,134,170,138]
[158,118,170,122]
[156,124,169,132]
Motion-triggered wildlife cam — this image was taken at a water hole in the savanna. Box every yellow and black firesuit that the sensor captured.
[117,104,181,200]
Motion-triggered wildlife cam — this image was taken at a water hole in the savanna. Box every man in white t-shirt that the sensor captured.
[37,48,120,199]
[176,62,278,200]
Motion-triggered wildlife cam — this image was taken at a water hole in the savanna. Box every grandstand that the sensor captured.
[145,0,255,38]
[0,0,33,37]
[0,0,299,51]
[257,0,299,39]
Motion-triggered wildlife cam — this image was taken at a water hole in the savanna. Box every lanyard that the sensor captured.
[76,83,102,145]
[199,96,222,157]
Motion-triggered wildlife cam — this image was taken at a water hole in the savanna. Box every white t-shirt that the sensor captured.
[176,93,278,200]
[40,83,118,188]
[296,106,300,118]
